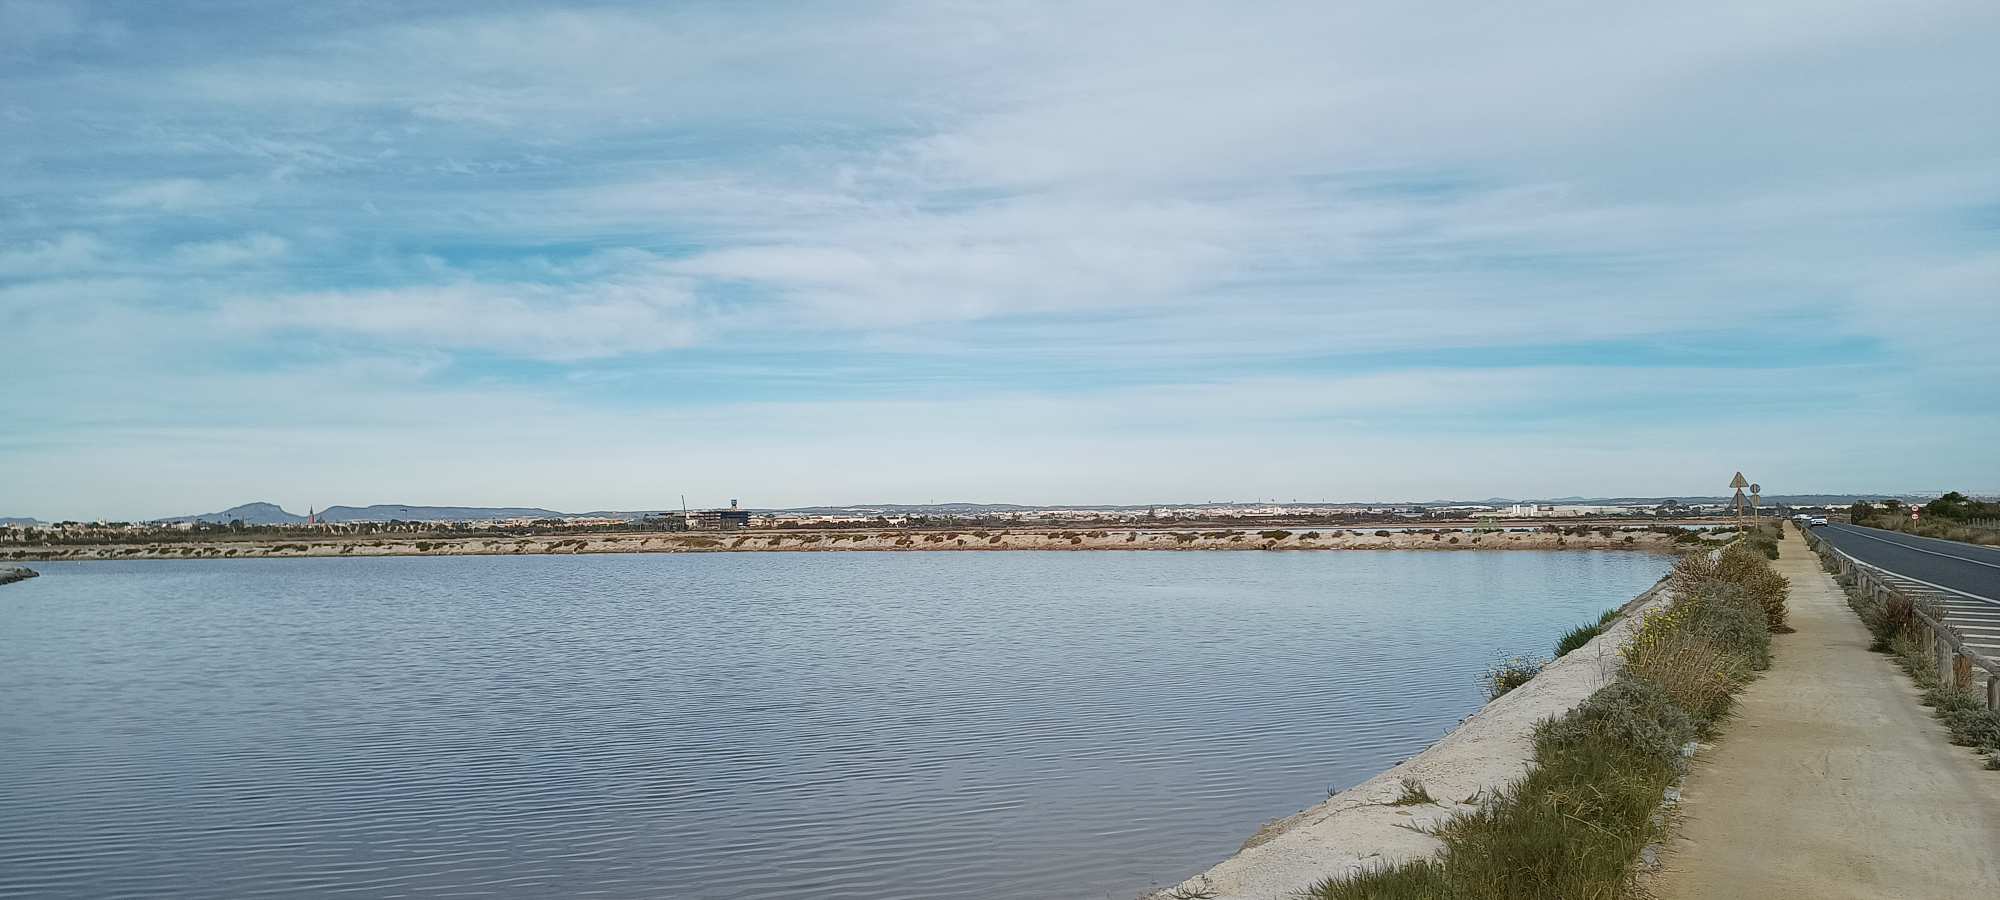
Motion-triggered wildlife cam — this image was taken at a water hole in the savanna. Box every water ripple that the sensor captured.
[0,550,1666,899]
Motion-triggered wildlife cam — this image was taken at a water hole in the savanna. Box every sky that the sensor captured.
[3,0,1997,520]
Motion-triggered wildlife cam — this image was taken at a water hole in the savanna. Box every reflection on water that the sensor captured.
[0,550,1666,899]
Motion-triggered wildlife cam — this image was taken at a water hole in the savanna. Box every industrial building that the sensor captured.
[682,500,751,531]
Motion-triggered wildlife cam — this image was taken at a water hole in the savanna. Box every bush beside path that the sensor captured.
[1648,526,2000,899]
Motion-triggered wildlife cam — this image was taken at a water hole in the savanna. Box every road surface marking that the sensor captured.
[1846,560,1999,606]
[1830,525,2000,571]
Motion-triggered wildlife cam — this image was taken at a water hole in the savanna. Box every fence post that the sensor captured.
[1936,635,1954,686]
[1989,675,1999,711]
[1952,654,1973,691]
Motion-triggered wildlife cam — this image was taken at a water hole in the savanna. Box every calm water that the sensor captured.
[0,550,1666,899]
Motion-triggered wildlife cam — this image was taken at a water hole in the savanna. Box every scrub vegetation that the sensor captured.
[1483,657,1545,700]
[1819,530,2000,763]
[1850,493,2000,546]
[1309,536,1785,900]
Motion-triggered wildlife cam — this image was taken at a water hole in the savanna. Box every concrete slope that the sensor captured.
[1651,530,2000,899]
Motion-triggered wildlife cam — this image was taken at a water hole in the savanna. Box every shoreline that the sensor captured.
[1149,576,1674,899]
[6,527,1684,562]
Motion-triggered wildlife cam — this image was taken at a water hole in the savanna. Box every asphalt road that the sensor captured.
[1812,522,2000,604]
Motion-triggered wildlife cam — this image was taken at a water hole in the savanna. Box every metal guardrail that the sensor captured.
[1803,527,2000,711]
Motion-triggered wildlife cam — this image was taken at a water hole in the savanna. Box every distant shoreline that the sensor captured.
[7,527,1688,562]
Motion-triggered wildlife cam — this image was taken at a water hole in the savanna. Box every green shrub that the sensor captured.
[1857,592,1913,652]
[1624,607,1751,723]
[1485,656,1545,700]
[1553,622,1604,658]
[1538,673,1699,763]
[1672,544,1789,632]
[1677,586,1773,671]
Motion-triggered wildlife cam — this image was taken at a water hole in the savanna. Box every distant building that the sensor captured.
[682,499,751,531]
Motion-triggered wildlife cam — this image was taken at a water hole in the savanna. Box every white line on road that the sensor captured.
[1852,563,2000,606]
[1830,525,2000,571]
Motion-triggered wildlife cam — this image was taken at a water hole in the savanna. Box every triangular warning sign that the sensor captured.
[1729,472,1749,489]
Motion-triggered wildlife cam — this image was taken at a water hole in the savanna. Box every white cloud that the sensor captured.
[0,232,103,275]
[100,178,224,211]
[223,270,701,360]
[170,232,289,267]
[2,0,1998,514]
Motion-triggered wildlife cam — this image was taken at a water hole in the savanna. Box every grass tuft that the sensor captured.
[1160,875,1218,899]
[1553,621,1605,658]
[1391,777,1435,806]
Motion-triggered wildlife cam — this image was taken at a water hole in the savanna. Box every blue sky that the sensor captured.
[3,1,1997,520]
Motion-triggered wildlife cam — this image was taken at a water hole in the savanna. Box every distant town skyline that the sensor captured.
[3,2,1997,522]
[5,488,1981,528]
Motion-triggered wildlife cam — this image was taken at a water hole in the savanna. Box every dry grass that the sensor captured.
[1391,778,1436,806]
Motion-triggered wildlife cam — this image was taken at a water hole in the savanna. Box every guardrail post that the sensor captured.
[1989,675,1999,711]
[1952,654,1973,691]
[1936,635,1954,686]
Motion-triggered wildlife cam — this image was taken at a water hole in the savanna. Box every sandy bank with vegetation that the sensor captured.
[5,527,1691,562]
[1155,525,1790,900]
[1151,580,1672,900]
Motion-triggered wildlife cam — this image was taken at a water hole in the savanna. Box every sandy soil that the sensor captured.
[5,528,1679,562]
[1149,579,1672,900]
[1647,529,2000,898]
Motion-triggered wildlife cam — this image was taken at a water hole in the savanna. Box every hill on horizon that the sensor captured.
[157,502,566,525]
[133,492,1929,526]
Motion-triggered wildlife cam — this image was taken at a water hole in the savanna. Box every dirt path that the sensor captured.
[1651,529,2000,898]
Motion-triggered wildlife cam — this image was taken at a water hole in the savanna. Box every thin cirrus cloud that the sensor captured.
[1,0,1997,519]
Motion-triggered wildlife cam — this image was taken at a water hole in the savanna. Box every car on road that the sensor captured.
[1808,516,1828,528]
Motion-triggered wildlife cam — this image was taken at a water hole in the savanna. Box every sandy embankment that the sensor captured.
[7,528,1680,561]
[1152,579,1672,900]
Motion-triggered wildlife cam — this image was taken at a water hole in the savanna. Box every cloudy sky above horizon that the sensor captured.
[3,0,1997,520]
